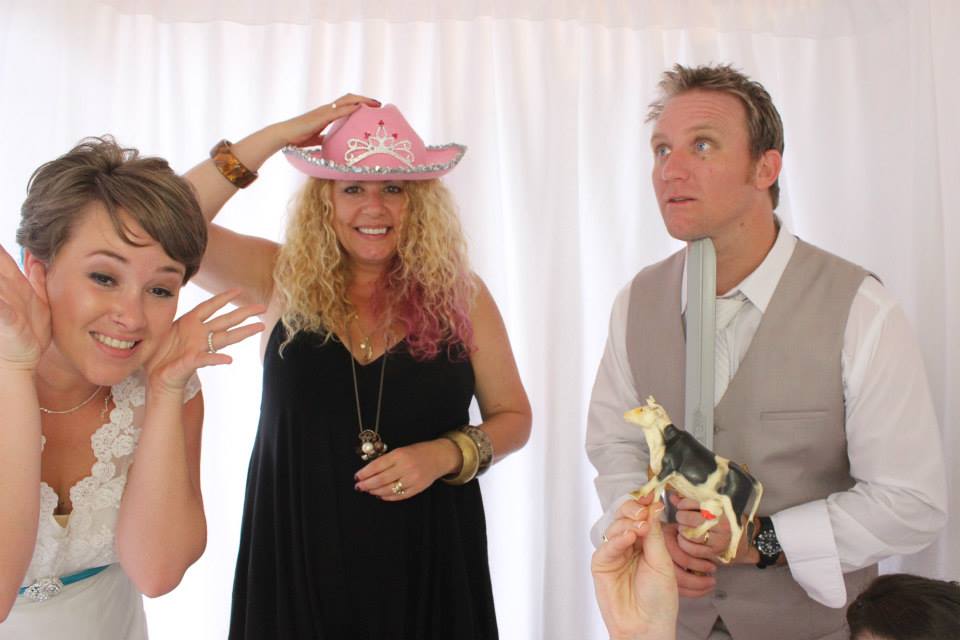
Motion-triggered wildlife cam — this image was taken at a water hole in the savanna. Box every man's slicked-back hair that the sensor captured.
[647,63,785,209]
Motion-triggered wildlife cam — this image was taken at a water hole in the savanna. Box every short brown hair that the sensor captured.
[847,573,960,640]
[647,63,785,209]
[17,136,206,282]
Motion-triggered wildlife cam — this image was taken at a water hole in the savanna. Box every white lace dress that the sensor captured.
[0,371,200,639]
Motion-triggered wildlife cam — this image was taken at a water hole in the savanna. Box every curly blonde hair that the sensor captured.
[273,178,477,360]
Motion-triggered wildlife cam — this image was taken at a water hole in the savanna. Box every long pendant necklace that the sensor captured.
[352,313,376,363]
[39,385,104,415]
[347,332,389,461]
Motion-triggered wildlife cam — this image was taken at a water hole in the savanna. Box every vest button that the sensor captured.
[714,590,727,600]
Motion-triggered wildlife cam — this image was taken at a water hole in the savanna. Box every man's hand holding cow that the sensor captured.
[661,524,717,597]
[670,494,760,568]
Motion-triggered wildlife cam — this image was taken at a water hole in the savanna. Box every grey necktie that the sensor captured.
[714,293,748,403]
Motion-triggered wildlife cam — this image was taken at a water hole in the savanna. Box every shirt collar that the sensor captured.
[681,219,797,314]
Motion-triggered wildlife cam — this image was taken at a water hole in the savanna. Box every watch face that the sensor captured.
[756,529,782,556]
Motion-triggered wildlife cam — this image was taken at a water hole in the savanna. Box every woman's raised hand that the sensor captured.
[274,94,381,148]
[592,496,679,640]
[0,246,50,371]
[146,289,265,396]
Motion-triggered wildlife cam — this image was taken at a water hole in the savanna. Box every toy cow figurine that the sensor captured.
[624,396,763,563]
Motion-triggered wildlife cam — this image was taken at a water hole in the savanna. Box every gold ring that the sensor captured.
[392,480,405,496]
[207,331,216,354]
[702,531,710,545]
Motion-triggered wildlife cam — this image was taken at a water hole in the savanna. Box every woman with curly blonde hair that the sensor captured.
[187,96,531,639]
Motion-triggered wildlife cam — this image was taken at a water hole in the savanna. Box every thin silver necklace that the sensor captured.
[347,332,389,461]
[39,385,104,415]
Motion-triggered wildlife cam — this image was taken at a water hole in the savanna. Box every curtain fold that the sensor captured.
[1,2,956,638]
[91,0,913,34]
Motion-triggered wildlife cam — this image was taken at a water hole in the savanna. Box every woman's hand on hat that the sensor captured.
[145,289,265,398]
[0,245,51,372]
[353,439,458,501]
[275,94,381,147]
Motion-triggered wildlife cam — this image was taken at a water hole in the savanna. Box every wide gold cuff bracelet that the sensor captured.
[441,429,480,485]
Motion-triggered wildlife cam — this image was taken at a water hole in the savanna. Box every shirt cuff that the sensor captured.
[590,493,635,548]
[772,500,847,608]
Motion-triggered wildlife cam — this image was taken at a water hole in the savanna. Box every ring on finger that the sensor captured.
[392,480,405,496]
[207,330,217,354]
[702,531,710,545]
[331,101,338,109]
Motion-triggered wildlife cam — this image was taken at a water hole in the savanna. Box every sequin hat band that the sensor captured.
[283,104,465,181]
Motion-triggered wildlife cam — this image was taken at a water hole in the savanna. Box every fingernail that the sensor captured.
[636,521,648,530]
[354,484,361,491]
[632,507,648,519]
[653,502,665,515]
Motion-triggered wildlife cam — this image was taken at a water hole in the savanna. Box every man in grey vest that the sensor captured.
[585,63,947,640]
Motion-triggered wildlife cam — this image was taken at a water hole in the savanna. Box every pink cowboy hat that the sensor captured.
[283,104,466,181]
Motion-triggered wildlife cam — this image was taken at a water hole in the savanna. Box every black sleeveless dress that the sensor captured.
[229,324,498,639]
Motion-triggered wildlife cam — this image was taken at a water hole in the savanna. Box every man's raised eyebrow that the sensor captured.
[688,124,722,137]
[650,124,721,146]
[85,249,185,276]
[650,132,668,147]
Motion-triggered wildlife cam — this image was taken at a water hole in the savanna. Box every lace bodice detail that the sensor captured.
[24,371,200,586]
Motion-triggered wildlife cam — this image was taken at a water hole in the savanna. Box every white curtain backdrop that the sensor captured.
[1,1,957,638]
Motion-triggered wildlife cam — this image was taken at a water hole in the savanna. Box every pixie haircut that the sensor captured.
[846,573,960,640]
[17,136,206,282]
[647,63,785,209]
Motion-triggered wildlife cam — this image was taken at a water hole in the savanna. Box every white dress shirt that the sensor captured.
[586,228,947,607]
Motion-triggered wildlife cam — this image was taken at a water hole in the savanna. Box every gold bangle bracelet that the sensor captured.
[441,429,480,485]
[209,139,258,188]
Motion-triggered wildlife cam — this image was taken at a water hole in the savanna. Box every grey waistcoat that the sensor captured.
[625,239,877,640]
